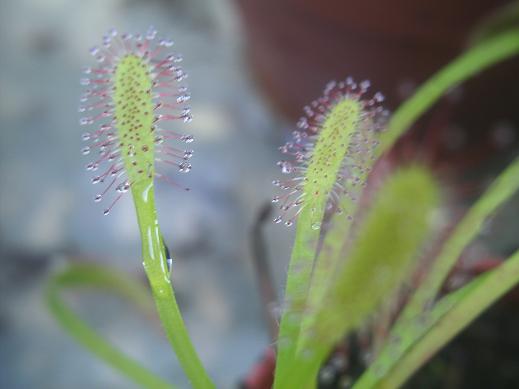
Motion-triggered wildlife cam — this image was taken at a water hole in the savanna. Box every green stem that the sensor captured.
[377,249,519,388]
[273,206,322,388]
[401,156,519,321]
[46,263,175,389]
[132,181,215,389]
[379,29,519,156]
[352,250,519,389]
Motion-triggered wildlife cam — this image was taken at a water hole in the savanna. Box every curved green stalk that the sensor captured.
[132,180,215,389]
[379,29,519,156]
[351,29,519,389]
[401,156,519,321]
[107,48,214,389]
[382,249,519,388]
[354,248,519,389]
[46,263,175,389]
[274,98,363,385]
[77,32,213,388]
[291,31,519,384]
[277,166,440,388]
[274,207,322,375]
[469,2,519,45]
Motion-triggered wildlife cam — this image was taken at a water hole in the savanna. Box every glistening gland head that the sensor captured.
[79,27,194,215]
[273,78,388,229]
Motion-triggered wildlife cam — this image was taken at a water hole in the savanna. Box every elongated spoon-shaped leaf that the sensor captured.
[79,29,214,389]
[278,165,440,388]
[355,247,519,389]
[274,83,383,379]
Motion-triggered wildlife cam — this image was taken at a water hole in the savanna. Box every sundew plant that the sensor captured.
[46,23,519,389]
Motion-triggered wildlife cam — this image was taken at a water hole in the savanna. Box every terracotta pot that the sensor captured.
[235,0,518,137]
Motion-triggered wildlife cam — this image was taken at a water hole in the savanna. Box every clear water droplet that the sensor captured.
[272,196,280,203]
[102,35,111,47]
[374,92,385,103]
[174,68,185,79]
[81,132,91,141]
[360,79,371,91]
[178,162,191,173]
[146,26,157,40]
[273,216,282,224]
[176,93,190,103]
[181,135,194,143]
[277,161,293,174]
[159,38,174,47]
[164,241,173,274]
[182,113,193,123]
[81,146,91,155]
[103,209,110,216]
[311,222,321,230]
[183,150,194,159]
[79,117,92,126]
[94,194,102,202]
[89,46,100,56]
[116,181,130,193]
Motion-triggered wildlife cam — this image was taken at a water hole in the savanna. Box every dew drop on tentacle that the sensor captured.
[89,46,100,56]
[373,92,385,103]
[272,77,387,227]
[146,26,157,40]
[116,181,131,193]
[79,117,91,126]
[164,241,173,275]
[178,161,191,173]
[181,135,194,143]
[80,28,195,215]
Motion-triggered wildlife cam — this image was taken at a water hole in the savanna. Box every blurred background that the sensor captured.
[0,0,518,388]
